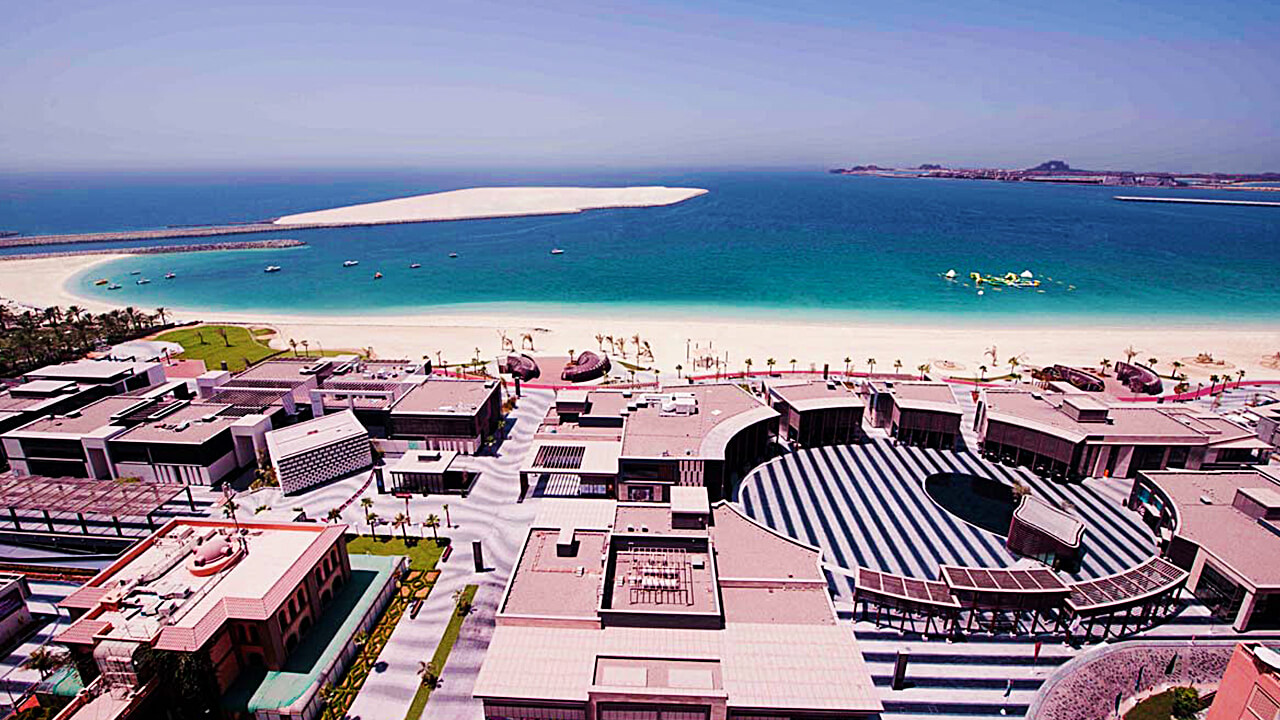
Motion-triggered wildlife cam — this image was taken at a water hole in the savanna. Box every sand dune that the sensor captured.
[272,186,709,226]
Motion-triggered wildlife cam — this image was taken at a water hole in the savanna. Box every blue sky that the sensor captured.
[2,0,1277,172]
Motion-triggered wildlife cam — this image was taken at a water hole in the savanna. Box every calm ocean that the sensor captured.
[2,169,1277,324]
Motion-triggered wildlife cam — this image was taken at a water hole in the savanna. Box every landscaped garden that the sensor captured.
[155,324,279,371]
[1125,687,1204,720]
[312,538,448,720]
[405,584,478,720]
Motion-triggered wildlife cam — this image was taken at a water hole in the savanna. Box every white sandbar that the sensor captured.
[273,186,709,226]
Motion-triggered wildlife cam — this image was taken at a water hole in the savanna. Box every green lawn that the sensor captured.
[156,324,278,372]
[404,584,477,720]
[346,535,447,572]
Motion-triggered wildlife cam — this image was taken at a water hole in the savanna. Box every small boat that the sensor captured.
[164,272,176,279]
[448,252,458,259]
[944,269,957,279]
[343,260,359,267]
[409,263,421,269]
[373,272,383,279]
[93,278,109,286]
[264,265,282,273]
[550,248,565,255]
[129,270,141,276]
[107,283,122,290]
[136,278,151,285]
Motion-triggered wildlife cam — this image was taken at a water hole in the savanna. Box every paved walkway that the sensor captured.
[344,389,553,720]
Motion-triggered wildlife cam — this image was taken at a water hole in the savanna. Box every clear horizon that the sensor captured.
[3,0,1278,173]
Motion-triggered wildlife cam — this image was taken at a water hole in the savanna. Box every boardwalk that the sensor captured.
[739,439,1157,600]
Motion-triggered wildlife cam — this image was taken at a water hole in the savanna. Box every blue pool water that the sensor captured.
[2,169,1277,323]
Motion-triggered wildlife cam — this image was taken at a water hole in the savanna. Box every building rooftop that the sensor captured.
[620,384,777,460]
[25,359,155,383]
[479,499,879,713]
[522,438,622,476]
[768,380,864,412]
[879,381,962,413]
[1013,495,1085,549]
[1142,469,1280,588]
[670,486,711,515]
[983,389,1222,444]
[265,410,367,461]
[391,379,497,415]
[230,358,323,382]
[387,449,459,475]
[111,402,240,444]
[9,396,141,436]
[60,520,346,651]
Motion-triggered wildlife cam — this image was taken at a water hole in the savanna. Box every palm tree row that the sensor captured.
[0,303,170,376]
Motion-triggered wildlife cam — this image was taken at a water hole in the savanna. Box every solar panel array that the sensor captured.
[1066,556,1187,613]
[941,565,1069,593]
[857,567,959,607]
[533,445,586,470]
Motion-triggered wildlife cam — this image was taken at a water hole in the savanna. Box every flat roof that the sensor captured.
[1143,469,1280,587]
[26,359,155,382]
[387,449,458,475]
[230,359,320,382]
[522,438,622,476]
[1014,495,1085,548]
[9,396,141,436]
[112,402,239,444]
[769,380,864,412]
[620,384,777,459]
[391,379,497,416]
[983,389,1215,444]
[501,528,610,618]
[670,486,710,515]
[60,520,346,651]
[265,409,367,460]
[0,473,186,517]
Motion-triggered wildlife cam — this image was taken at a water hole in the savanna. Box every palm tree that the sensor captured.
[452,588,473,616]
[443,503,451,528]
[367,512,380,539]
[1209,374,1220,395]
[866,358,876,376]
[844,356,851,376]
[24,646,66,679]
[744,358,753,376]
[893,359,903,375]
[418,660,440,688]
[1124,345,1139,363]
[789,358,797,373]
[917,363,931,380]
[595,333,604,351]
[216,326,230,347]
[1100,358,1112,376]
[767,358,776,376]
[1148,357,1159,373]
[424,513,441,544]
[675,363,683,379]
[155,307,169,325]
[1007,356,1020,379]
[288,338,298,356]
[393,512,409,541]
[1171,360,1184,379]
[326,507,342,523]
[1237,369,1246,387]
[360,497,374,525]
[979,365,988,381]
[300,340,310,357]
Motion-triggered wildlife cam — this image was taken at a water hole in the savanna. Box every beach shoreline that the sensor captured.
[1,252,1276,384]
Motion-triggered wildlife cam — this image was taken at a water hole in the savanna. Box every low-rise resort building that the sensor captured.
[264,410,372,495]
[861,380,963,448]
[0,573,33,649]
[765,378,864,447]
[520,384,779,502]
[386,379,503,453]
[977,388,1269,480]
[1207,642,1280,720]
[474,491,883,720]
[53,519,403,720]
[1127,467,1280,631]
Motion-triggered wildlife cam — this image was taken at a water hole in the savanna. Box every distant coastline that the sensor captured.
[829,160,1280,190]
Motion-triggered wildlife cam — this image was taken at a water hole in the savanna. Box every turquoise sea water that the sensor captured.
[2,170,1277,324]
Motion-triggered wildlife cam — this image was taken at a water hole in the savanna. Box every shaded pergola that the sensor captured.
[1064,556,1188,641]
[0,473,194,537]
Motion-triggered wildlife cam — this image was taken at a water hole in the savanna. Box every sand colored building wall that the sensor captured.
[1206,644,1280,720]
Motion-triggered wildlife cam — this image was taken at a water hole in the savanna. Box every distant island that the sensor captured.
[829,160,1280,189]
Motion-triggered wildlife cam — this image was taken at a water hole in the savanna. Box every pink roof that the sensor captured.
[620,384,777,459]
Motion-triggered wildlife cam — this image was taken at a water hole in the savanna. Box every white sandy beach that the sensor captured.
[3,252,1278,384]
[273,186,709,225]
